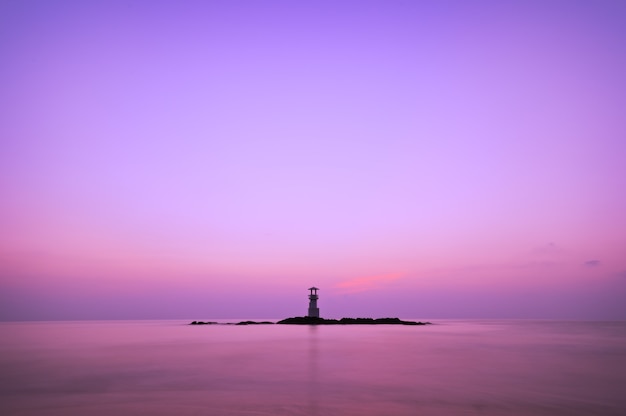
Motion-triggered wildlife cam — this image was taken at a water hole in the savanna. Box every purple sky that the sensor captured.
[1,0,625,320]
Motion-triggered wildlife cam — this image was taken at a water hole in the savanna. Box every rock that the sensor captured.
[190,318,431,326]
[276,316,430,325]
[276,316,331,325]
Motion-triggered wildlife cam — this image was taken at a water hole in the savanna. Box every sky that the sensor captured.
[1,0,625,321]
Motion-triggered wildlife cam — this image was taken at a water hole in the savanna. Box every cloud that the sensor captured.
[532,242,560,256]
[584,260,601,267]
[518,260,558,269]
[334,272,404,294]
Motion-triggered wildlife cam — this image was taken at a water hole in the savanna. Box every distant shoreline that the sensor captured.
[190,317,431,326]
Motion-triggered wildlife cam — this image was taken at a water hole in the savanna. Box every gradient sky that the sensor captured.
[1,0,625,320]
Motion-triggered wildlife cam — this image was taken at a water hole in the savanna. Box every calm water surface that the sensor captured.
[1,319,625,415]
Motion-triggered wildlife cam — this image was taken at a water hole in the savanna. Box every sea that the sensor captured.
[1,319,625,415]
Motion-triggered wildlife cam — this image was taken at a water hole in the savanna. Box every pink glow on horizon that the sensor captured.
[1,0,625,320]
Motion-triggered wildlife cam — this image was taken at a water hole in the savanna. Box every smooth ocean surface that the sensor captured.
[1,319,625,415]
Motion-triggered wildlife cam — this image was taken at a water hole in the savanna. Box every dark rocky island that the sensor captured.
[277,316,430,325]
[190,317,430,325]
[190,287,431,326]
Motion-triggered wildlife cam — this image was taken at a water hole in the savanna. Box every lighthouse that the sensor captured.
[307,287,319,318]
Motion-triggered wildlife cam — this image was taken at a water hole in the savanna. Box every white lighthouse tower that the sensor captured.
[307,287,319,318]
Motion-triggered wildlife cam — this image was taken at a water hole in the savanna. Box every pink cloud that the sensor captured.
[334,272,404,294]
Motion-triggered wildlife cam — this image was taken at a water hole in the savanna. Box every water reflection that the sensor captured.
[308,325,319,416]
[1,320,625,415]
